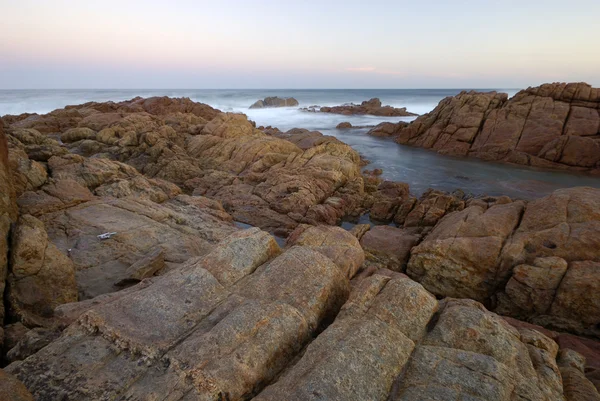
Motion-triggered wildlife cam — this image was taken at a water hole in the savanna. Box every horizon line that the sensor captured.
[0,87,523,91]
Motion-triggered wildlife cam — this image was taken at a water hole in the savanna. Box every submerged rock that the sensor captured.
[249,96,299,109]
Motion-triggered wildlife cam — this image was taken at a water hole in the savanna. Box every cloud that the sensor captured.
[345,67,376,72]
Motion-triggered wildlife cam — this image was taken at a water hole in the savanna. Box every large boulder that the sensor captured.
[249,96,299,109]
[407,201,525,301]
[255,275,438,400]
[7,214,78,326]
[359,225,420,272]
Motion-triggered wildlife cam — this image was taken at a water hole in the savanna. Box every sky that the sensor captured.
[1,0,599,89]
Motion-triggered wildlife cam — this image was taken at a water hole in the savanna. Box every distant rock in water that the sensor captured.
[368,121,409,137]
[378,82,600,173]
[319,98,418,117]
[335,122,377,129]
[249,97,299,109]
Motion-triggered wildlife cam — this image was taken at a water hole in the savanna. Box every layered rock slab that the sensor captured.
[255,274,437,400]
[6,226,361,400]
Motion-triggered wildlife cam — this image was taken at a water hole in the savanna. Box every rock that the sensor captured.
[498,187,600,336]
[401,188,465,228]
[367,121,410,137]
[407,201,525,302]
[249,96,299,109]
[392,298,565,401]
[408,186,600,336]
[2,323,29,354]
[43,195,237,300]
[348,223,371,240]
[0,119,18,349]
[558,349,600,400]
[550,261,600,330]
[369,181,410,222]
[5,230,359,400]
[336,121,353,129]
[7,143,47,197]
[360,225,420,271]
[389,83,600,172]
[500,257,569,315]
[255,275,437,400]
[7,214,78,326]
[114,247,165,286]
[5,327,61,363]
[320,98,418,117]
[286,224,365,278]
[7,100,368,235]
[0,369,34,401]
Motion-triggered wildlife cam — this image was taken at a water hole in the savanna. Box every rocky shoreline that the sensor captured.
[0,90,599,400]
[369,82,600,173]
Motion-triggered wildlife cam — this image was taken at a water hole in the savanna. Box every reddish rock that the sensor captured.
[387,83,600,172]
[336,122,353,129]
[320,98,417,117]
[360,225,420,271]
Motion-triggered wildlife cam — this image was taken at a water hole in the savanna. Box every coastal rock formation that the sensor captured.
[9,253,599,399]
[4,98,367,235]
[5,227,357,399]
[249,96,299,109]
[407,186,600,337]
[3,95,600,399]
[374,83,600,172]
[320,98,418,116]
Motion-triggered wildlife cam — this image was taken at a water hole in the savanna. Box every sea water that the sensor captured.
[1,88,599,200]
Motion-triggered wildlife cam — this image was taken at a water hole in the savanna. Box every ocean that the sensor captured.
[2,88,599,200]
